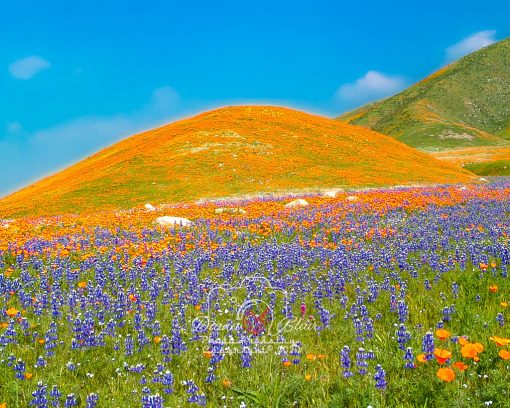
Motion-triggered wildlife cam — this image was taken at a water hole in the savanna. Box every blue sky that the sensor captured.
[1,0,509,197]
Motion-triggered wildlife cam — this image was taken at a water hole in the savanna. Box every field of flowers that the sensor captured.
[1,180,510,407]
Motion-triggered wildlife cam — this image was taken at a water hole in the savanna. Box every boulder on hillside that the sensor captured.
[144,203,157,211]
[323,190,337,198]
[214,207,247,215]
[1,219,15,229]
[284,198,309,208]
[155,216,194,227]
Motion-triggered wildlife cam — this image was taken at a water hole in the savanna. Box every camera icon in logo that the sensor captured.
[196,276,289,338]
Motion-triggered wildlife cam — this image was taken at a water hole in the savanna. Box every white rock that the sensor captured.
[284,199,309,208]
[323,190,337,198]
[144,203,157,211]
[155,216,194,227]
[346,195,358,202]
[0,219,14,229]
[214,207,247,215]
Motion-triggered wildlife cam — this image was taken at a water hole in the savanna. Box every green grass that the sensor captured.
[2,257,510,407]
[338,38,510,152]
[464,160,510,176]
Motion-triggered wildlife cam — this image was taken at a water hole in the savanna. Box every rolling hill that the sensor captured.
[338,38,510,161]
[0,106,473,218]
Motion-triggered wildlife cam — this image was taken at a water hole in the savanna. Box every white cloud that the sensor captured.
[445,30,497,62]
[335,70,407,103]
[8,56,51,80]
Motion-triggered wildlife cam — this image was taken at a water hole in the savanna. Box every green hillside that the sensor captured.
[338,38,510,151]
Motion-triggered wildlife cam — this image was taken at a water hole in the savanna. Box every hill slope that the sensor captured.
[0,106,472,217]
[338,38,510,151]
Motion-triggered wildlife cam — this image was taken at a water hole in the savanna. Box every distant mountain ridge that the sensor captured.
[0,106,471,218]
[338,38,510,151]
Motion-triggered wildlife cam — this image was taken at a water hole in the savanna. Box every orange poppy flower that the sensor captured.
[437,367,455,382]
[435,329,451,341]
[25,373,33,380]
[489,285,498,293]
[490,336,510,347]
[417,353,427,363]
[194,305,201,311]
[434,348,452,365]
[304,374,312,381]
[77,281,87,289]
[461,343,483,359]
[153,336,162,344]
[203,350,213,359]
[5,307,18,318]
[499,350,510,360]
[473,343,484,353]
[501,302,508,308]
[306,353,317,361]
[317,354,326,360]
[458,336,469,346]
[128,294,137,302]
[453,361,468,371]
[222,379,232,388]
[282,361,292,368]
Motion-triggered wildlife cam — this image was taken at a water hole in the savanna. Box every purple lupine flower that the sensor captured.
[14,358,26,380]
[497,312,505,327]
[396,324,411,350]
[44,321,58,357]
[290,341,302,365]
[442,305,454,322]
[363,317,374,339]
[64,394,78,407]
[124,334,134,357]
[141,389,164,408]
[162,370,174,394]
[397,300,408,323]
[422,331,435,361]
[30,381,48,407]
[160,335,171,363]
[374,364,387,390]
[85,393,99,408]
[49,385,62,407]
[240,333,252,368]
[35,355,47,368]
[404,347,415,368]
[205,328,224,382]
[170,319,187,355]
[353,318,364,342]
[356,347,369,375]
[452,282,459,298]
[183,380,206,406]
[340,345,353,378]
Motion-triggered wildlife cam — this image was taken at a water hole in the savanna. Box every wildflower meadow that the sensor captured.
[1,180,510,407]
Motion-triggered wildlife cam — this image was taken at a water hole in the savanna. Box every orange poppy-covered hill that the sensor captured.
[0,105,473,217]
